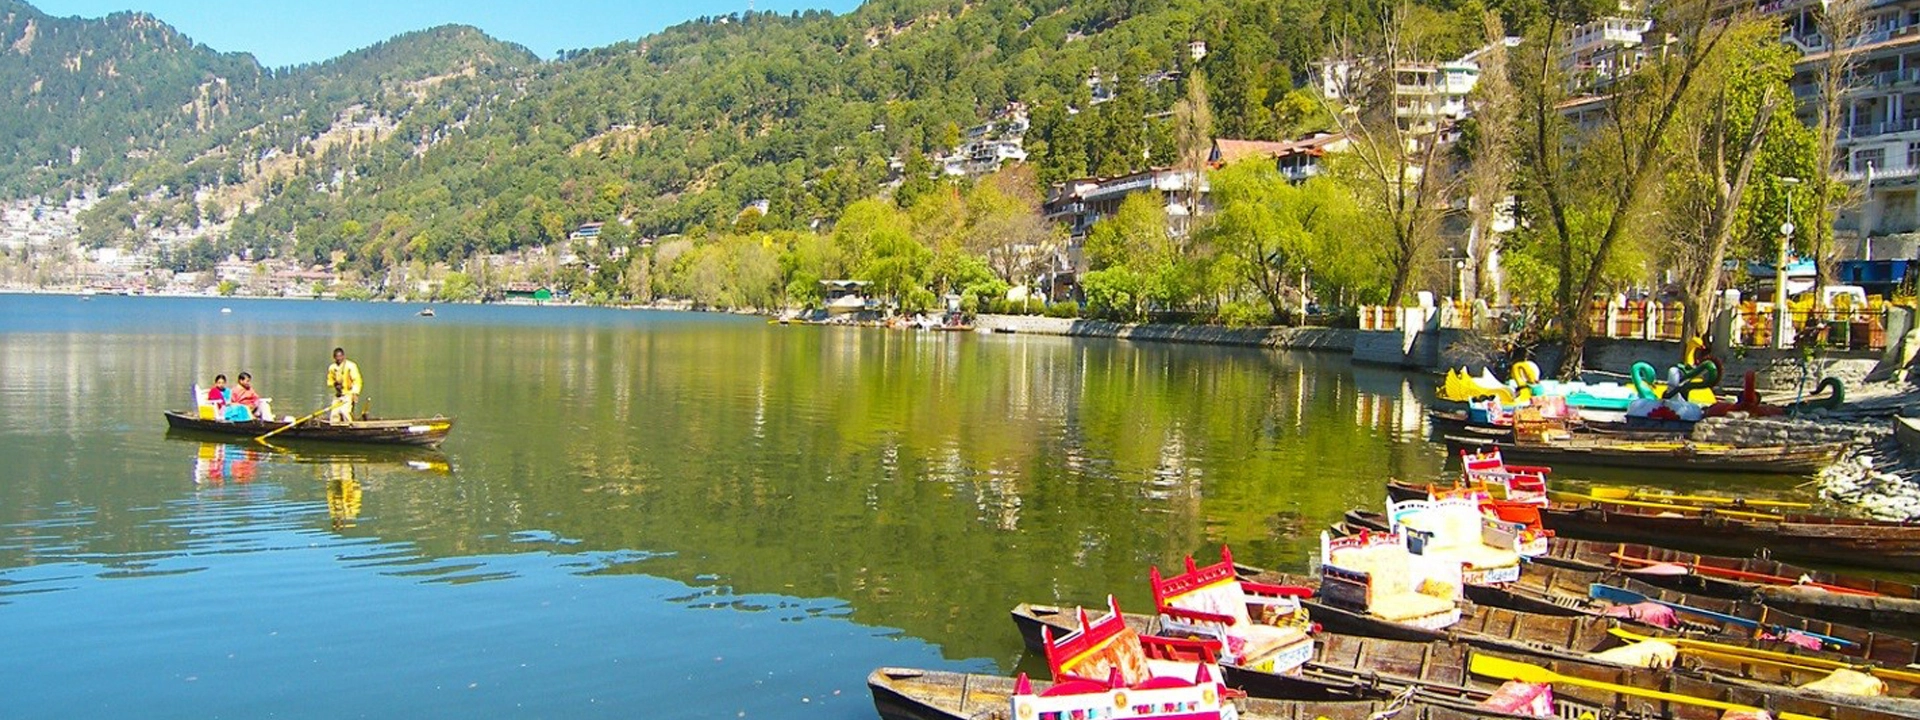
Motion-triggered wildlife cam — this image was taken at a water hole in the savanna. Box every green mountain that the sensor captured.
[0,0,263,195]
[3,0,1491,275]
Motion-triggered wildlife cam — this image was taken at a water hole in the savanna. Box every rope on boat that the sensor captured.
[1368,685,1420,720]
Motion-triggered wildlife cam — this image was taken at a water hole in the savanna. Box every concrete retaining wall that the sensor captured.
[973,314,1357,351]
[975,312,1895,391]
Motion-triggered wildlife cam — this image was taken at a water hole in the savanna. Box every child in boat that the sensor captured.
[225,372,260,422]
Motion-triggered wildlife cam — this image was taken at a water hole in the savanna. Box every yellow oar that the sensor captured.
[1588,486,1813,510]
[1549,490,1788,522]
[1468,654,1821,720]
[1607,628,1920,685]
[253,399,344,445]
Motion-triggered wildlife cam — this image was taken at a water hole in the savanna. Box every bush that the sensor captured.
[336,284,375,302]
[1081,269,1141,321]
[962,278,1010,310]
[1044,301,1080,318]
[1216,300,1270,328]
[904,287,938,313]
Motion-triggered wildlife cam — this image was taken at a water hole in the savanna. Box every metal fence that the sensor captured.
[1357,299,1892,352]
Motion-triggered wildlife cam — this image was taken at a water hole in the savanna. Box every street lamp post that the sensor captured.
[1776,177,1802,349]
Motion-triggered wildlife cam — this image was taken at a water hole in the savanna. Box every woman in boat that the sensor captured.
[225,372,260,422]
[206,374,230,407]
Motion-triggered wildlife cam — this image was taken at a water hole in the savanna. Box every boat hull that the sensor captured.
[1442,434,1843,474]
[1541,502,1920,572]
[868,667,1531,720]
[163,411,454,447]
[1534,536,1920,631]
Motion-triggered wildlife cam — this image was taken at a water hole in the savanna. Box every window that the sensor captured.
[1907,142,1920,170]
[1856,147,1887,172]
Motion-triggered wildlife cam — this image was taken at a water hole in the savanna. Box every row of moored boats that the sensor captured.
[867,449,1920,720]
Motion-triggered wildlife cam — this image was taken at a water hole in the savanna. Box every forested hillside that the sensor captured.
[3,0,1512,274]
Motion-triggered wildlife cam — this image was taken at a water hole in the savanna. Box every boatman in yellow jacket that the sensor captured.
[326,347,362,423]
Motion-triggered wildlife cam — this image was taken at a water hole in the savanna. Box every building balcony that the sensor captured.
[1839,163,1920,182]
[1788,22,1920,56]
[1843,117,1920,138]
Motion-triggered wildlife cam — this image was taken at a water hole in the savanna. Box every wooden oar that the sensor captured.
[1468,654,1821,720]
[1588,583,1856,648]
[253,399,344,445]
[1606,552,1879,596]
[1607,627,1920,685]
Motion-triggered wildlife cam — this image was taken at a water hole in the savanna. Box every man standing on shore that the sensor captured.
[326,347,362,424]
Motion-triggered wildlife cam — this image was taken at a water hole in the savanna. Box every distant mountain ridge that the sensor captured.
[0,1,535,198]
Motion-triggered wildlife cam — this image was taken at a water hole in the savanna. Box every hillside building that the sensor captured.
[1319,40,1516,136]
[939,103,1030,177]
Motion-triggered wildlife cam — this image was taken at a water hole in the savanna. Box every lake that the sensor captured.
[0,294,1490,718]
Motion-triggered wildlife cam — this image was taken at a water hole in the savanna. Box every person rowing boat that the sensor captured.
[326,347,362,424]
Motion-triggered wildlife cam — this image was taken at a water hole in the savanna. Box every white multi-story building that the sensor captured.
[1320,40,1517,136]
[1779,0,1920,251]
[1563,0,1653,88]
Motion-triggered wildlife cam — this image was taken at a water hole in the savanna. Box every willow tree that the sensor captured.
[1514,0,1738,377]
[1203,159,1359,320]
[1320,3,1457,307]
[1658,17,1795,343]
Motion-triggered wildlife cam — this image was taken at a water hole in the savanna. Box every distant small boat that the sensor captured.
[418,307,435,317]
[220,307,232,314]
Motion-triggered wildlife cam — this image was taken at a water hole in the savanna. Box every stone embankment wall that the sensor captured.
[1693,416,1885,447]
[980,310,1899,395]
[972,315,1357,351]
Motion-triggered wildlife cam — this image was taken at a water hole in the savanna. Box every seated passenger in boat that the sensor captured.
[1149,545,1314,673]
[224,372,260,422]
[1319,530,1462,629]
[206,374,230,407]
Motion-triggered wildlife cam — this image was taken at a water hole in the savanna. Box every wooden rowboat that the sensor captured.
[1442,433,1846,474]
[1340,508,1920,652]
[1427,409,1690,442]
[1477,560,1920,665]
[867,667,1535,720]
[1537,492,1920,572]
[1535,536,1920,630]
[163,410,455,447]
[1015,599,1627,676]
[1008,604,1915,718]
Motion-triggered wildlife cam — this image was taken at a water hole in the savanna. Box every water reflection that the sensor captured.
[163,434,452,531]
[2,296,1451,674]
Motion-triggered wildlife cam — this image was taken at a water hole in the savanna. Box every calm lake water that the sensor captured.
[0,294,1785,719]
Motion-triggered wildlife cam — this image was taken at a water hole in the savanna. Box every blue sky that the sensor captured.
[33,0,864,68]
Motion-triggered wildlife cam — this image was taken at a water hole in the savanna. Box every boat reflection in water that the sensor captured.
[167,431,451,530]
[193,441,265,485]
[326,463,364,530]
